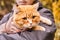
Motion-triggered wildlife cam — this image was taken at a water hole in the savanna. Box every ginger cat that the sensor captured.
[0,3,52,34]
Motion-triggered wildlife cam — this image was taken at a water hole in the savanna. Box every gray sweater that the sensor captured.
[0,5,56,40]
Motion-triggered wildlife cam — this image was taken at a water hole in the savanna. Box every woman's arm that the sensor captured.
[0,13,12,25]
[39,8,56,33]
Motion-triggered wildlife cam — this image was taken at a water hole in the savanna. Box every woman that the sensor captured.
[0,0,56,40]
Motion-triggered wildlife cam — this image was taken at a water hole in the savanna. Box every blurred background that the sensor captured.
[0,0,60,40]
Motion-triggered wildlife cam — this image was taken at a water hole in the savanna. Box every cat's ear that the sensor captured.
[33,2,39,10]
[13,4,19,14]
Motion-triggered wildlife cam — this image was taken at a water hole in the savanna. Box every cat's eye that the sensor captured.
[22,17,27,20]
[32,16,36,18]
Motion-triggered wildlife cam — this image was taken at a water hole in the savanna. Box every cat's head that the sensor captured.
[13,3,40,29]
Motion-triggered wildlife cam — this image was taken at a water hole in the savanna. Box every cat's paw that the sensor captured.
[40,16,52,25]
[33,26,46,31]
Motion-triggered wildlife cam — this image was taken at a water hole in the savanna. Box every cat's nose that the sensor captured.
[30,23,32,25]
[27,19,32,23]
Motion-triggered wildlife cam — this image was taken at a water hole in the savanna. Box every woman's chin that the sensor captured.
[18,3,27,5]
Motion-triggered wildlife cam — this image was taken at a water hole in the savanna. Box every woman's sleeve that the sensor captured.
[0,13,12,25]
[39,8,56,33]
[38,8,57,40]
[0,34,16,40]
[0,33,27,40]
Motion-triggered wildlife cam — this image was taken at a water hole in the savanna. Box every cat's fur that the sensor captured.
[0,3,52,34]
